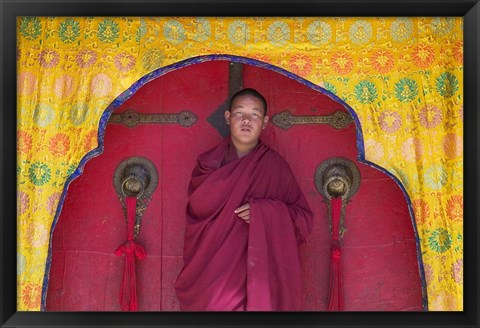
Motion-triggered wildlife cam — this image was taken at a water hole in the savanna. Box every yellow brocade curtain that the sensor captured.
[17,17,463,311]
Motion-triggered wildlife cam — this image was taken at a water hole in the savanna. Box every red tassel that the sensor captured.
[327,197,344,311]
[114,196,146,311]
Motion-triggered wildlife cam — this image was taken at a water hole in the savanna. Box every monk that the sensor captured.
[175,88,313,311]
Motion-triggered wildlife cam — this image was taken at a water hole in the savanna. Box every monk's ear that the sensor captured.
[262,115,269,129]
[224,111,230,124]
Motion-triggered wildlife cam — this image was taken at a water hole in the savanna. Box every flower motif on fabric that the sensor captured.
[17,253,27,276]
[141,48,164,71]
[394,78,418,103]
[418,104,442,129]
[136,19,147,42]
[54,75,76,99]
[28,162,52,186]
[453,41,463,64]
[422,262,434,284]
[401,137,424,163]
[354,80,378,104]
[331,51,354,75]
[59,18,80,44]
[39,49,60,68]
[228,20,250,46]
[21,283,42,309]
[364,138,384,163]
[83,130,98,153]
[18,71,38,96]
[322,82,337,95]
[428,228,452,253]
[114,52,136,72]
[69,102,89,126]
[443,133,462,160]
[446,194,463,222]
[18,130,33,154]
[288,53,313,76]
[97,19,120,43]
[307,20,332,46]
[17,190,31,216]
[451,259,463,284]
[33,103,55,127]
[371,49,394,73]
[379,110,402,133]
[412,198,430,225]
[76,49,97,68]
[193,18,211,42]
[46,192,62,216]
[49,133,71,157]
[163,19,186,45]
[349,20,372,45]
[390,18,414,43]
[90,73,113,97]
[436,72,459,98]
[424,164,447,190]
[19,17,42,40]
[432,17,455,36]
[267,21,290,46]
[411,44,436,69]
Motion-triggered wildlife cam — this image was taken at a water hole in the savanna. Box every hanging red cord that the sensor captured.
[114,196,146,311]
[327,196,344,311]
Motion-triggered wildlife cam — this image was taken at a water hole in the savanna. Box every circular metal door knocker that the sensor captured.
[113,156,159,239]
[314,157,361,202]
[314,157,361,238]
[114,156,158,200]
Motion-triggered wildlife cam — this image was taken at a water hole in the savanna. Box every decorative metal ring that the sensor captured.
[314,157,361,202]
[121,174,145,199]
[323,175,351,200]
[113,156,158,201]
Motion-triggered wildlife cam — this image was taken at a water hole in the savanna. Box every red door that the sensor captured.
[46,59,424,311]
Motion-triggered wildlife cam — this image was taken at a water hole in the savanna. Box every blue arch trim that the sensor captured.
[41,54,428,310]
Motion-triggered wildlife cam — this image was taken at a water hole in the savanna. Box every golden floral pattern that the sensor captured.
[16,17,463,312]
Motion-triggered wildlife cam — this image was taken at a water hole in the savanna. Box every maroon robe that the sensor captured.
[174,137,313,311]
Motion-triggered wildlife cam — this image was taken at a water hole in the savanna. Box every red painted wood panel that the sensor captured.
[46,60,423,311]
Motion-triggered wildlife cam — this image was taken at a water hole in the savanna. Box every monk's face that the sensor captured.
[225,95,269,152]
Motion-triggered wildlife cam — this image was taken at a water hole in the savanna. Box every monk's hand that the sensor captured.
[234,203,250,224]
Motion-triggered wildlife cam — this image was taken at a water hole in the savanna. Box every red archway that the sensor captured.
[46,59,424,311]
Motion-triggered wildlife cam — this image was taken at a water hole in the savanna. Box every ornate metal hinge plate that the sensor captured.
[271,110,353,130]
[108,109,198,128]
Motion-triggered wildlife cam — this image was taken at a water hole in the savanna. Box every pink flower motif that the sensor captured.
[39,49,60,68]
[419,104,442,128]
[54,75,76,99]
[364,138,384,163]
[422,262,434,284]
[451,259,463,284]
[401,137,424,163]
[379,110,402,133]
[17,190,30,215]
[90,73,113,97]
[76,49,97,68]
[46,192,62,215]
[17,71,38,96]
[114,52,136,72]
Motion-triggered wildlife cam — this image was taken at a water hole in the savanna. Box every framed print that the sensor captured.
[1,0,478,327]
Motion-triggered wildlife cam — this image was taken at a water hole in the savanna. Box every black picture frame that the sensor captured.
[1,0,478,327]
